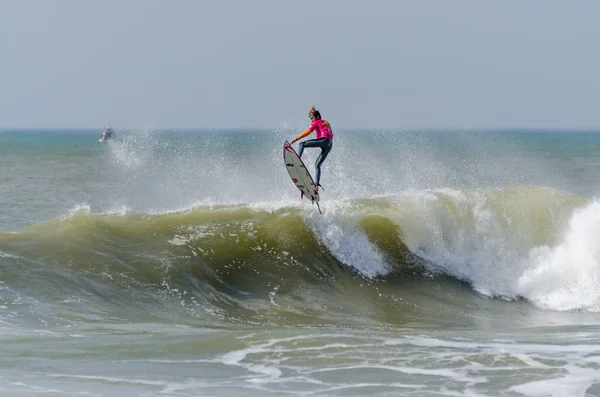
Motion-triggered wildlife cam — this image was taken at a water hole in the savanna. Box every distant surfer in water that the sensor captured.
[99,127,114,142]
[291,107,334,189]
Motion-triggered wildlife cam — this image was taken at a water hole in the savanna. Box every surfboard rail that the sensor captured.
[283,140,321,213]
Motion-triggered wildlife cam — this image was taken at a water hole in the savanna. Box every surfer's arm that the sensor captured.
[291,127,313,143]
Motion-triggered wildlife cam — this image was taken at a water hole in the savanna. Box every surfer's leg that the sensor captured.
[314,139,332,185]
[298,138,323,158]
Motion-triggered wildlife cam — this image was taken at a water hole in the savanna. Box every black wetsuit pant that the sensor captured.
[298,138,333,185]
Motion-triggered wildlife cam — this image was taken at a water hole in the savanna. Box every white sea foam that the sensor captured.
[212,332,600,397]
[398,188,600,312]
[306,203,390,278]
[517,200,600,311]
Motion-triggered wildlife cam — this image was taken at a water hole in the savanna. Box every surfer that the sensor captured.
[99,127,114,142]
[291,107,333,189]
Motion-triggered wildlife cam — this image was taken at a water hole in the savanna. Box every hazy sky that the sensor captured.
[1,0,600,129]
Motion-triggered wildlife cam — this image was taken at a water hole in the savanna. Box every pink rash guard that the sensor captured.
[308,119,333,140]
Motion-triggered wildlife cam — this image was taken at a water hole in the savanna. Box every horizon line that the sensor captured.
[1,127,600,132]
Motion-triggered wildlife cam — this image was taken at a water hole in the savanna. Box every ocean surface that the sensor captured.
[1,128,600,396]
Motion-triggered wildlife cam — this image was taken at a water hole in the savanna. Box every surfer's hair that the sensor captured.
[309,107,321,120]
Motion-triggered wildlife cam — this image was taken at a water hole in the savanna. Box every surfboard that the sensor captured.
[283,140,322,213]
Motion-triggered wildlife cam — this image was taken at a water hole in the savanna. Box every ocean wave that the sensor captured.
[1,184,598,322]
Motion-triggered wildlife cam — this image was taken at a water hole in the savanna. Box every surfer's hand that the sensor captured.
[291,138,297,144]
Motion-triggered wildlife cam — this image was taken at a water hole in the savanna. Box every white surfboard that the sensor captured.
[283,140,321,213]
